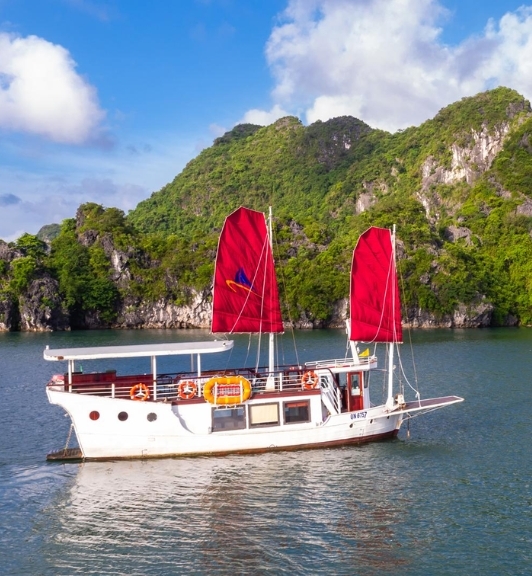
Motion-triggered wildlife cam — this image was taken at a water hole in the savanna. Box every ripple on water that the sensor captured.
[1,328,531,575]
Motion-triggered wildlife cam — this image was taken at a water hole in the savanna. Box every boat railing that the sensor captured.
[304,356,376,369]
[248,370,305,394]
[46,365,324,401]
[47,373,179,401]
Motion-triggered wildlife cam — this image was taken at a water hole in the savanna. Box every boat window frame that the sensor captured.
[249,402,280,428]
[283,400,311,424]
[211,406,247,432]
[348,372,364,391]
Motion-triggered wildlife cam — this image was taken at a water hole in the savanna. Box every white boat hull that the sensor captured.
[47,388,403,460]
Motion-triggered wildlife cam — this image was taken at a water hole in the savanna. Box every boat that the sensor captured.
[45,207,463,461]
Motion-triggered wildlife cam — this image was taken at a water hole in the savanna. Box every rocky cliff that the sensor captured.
[0,232,497,332]
[2,88,532,331]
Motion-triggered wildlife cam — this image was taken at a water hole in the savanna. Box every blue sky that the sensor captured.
[0,0,531,241]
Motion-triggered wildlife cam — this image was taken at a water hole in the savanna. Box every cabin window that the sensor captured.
[336,372,349,390]
[283,400,310,424]
[211,407,246,432]
[349,373,364,393]
[249,403,279,427]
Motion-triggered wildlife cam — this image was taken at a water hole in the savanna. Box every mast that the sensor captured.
[268,206,275,375]
[386,225,397,409]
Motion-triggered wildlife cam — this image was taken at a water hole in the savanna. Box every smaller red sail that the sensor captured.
[212,207,283,334]
[349,227,402,343]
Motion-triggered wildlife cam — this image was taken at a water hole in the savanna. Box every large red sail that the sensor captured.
[212,207,283,334]
[349,227,402,343]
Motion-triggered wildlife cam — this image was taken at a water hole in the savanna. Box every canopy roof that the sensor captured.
[44,340,234,362]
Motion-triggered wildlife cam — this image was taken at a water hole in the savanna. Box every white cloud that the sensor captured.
[0,174,150,242]
[240,104,291,126]
[0,33,105,143]
[209,123,227,138]
[0,132,203,240]
[248,0,532,131]
[479,8,532,95]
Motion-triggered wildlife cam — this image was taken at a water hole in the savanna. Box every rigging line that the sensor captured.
[243,333,252,368]
[224,225,270,370]
[218,334,236,371]
[256,231,272,370]
[272,220,300,366]
[359,232,394,345]
[395,344,420,397]
[391,226,400,344]
[404,405,449,420]
[258,232,269,331]
[228,232,269,334]
[395,250,421,397]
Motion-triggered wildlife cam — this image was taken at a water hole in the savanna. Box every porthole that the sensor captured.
[89,410,100,421]
[147,412,157,422]
[118,411,128,421]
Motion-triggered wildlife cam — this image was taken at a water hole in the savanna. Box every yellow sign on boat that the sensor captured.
[203,375,252,405]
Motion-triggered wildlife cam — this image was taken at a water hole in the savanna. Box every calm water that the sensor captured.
[0,328,531,575]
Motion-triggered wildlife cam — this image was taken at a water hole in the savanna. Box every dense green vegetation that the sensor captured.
[2,87,532,329]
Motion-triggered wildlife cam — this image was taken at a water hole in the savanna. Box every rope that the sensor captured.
[396,250,421,400]
[63,423,74,453]
[273,231,300,367]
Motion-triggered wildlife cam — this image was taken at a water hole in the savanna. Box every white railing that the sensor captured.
[47,368,326,402]
[305,356,376,369]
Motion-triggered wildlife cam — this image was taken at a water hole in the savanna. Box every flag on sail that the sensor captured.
[349,227,403,343]
[212,207,284,334]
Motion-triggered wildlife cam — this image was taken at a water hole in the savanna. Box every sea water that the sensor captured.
[0,328,530,575]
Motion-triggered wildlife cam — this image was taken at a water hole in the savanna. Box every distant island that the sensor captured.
[1,86,532,331]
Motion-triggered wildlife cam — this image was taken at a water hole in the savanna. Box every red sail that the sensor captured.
[212,207,283,334]
[349,227,403,343]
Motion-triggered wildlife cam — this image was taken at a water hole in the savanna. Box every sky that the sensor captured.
[1,0,532,241]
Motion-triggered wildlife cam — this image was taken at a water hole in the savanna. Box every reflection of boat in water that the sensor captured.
[47,449,416,574]
[45,207,462,461]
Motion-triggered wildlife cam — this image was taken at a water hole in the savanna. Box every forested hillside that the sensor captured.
[2,87,532,331]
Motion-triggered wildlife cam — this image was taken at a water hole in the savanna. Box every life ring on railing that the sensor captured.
[301,370,319,390]
[203,375,252,405]
[178,380,197,400]
[130,383,150,401]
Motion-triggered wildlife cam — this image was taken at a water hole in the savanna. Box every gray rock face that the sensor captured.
[418,124,510,222]
[0,240,22,262]
[421,124,509,190]
[114,291,212,329]
[0,282,499,331]
[444,226,474,245]
[18,276,70,331]
[404,300,494,329]
[0,295,20,331]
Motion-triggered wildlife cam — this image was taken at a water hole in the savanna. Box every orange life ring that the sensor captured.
[130,383,150,401]
[301,370,319,390]
[178,380,197,400]
[203,375,252,405]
